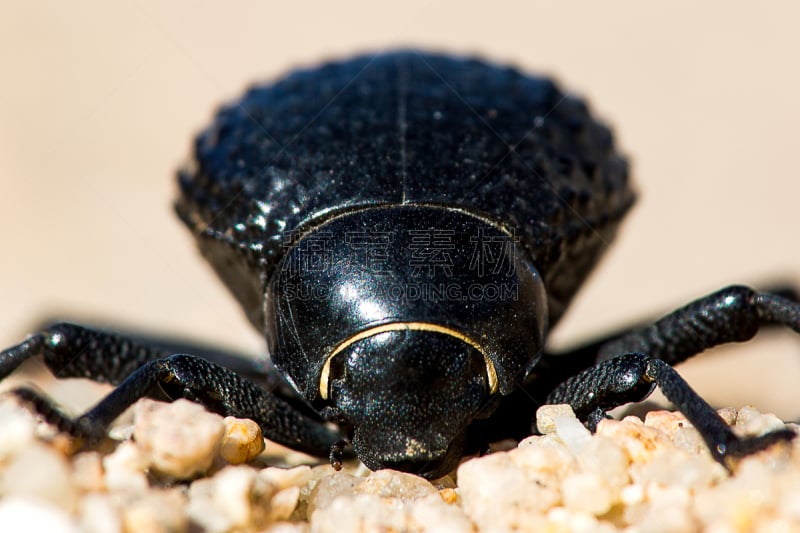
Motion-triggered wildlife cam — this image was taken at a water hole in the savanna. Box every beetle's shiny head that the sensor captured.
[266,205,550,477]
[321,325,493,478]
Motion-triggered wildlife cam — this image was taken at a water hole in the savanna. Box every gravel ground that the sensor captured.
[0,387,798,533]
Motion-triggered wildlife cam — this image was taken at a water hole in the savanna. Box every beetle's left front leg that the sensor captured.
[596,284,800,364]
[545,285,800,466]
[545,352,795,465]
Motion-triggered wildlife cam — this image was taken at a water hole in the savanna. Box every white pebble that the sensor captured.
[734,406,787,436]
[270,486,301,521]
[716,407,738,426]
[307,472,363,517]
[554,412,592,456]
[219,416,265,464]
[306,469,461,532]
[576,435,629,493]
[103,441,148,494]
[644,409,690,434]
[134,398,225,479]
[121,489,188,533]
[0,399,36,459]
[536,404,577,434]
[310,493,406,533]
[670,426,708,456]
[646,482,691,509]
[777,473,800,520]
[458,450,562,531]
[561,472,612,515]
[0,496,81,533]
[637,484,696,533]
[72,452,106,493]
[546,507,615,533]
[260,465,313,490]
[694,464,774,528]
[188,465,273,533]
[634,450,723,489]
[596,418,672,464]
[0,441,76,511]
[354,469,438,499]
[621,484,645,506]
[638,508,697,533]
[79,494,122,533]
[513,435,575,474]
[409,496,474,533]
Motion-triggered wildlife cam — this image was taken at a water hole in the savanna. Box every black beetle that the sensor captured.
[1,50,799,479]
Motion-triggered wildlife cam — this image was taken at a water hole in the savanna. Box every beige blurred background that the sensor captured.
[1,2,799,417]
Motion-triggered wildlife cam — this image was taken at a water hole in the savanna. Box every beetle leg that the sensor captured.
[328,439,350,470]
[1,322,171,385]
[7,353,340,456]
[1,321,318,416]
[2,320,271,382]
[545,352,795,467]
[1,323,340,456]
[544,283,798,366]
[543,285,800,466]
[596,285,800,364]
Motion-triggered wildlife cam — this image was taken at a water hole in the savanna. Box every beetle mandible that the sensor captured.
[1,50,799,479]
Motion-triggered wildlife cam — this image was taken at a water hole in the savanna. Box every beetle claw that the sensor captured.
[329,439,348,471]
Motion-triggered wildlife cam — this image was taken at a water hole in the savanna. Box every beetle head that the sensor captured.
[267,205,550,476]
[323,326,491,478]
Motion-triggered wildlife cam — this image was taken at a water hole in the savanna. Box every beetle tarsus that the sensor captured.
[8,386,102,443]
[717,428,797,469]
[329,440,348,471]
[644,358,796,465]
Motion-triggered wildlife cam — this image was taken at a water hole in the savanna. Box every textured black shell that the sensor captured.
[176,51,634,330]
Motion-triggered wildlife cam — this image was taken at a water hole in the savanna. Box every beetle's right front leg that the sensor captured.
[0,323,341,456]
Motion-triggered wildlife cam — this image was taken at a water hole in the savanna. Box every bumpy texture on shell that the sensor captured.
[176,51,633,329]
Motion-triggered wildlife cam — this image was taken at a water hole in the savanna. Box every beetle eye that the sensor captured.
[328,354,346,384]
[319,352,346,401]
